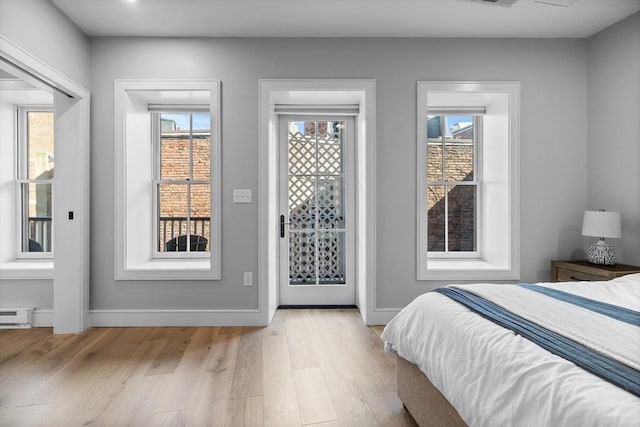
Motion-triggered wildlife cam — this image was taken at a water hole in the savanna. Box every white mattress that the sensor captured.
[381,274,640,427]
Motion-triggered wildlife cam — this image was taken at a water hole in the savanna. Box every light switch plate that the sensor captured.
[233,189,252,203]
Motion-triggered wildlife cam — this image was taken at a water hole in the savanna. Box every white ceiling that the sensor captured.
[51,0,640,38]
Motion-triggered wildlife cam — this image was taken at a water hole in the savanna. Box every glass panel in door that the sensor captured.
[287,120,347,286]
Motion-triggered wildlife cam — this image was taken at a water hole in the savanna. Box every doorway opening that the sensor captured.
[0,38,90,333]
[258,79,376,324]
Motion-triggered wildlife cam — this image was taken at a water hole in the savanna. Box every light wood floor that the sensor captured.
[0,309,417,427]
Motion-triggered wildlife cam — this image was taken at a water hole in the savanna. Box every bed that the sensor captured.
[381,273,640,426]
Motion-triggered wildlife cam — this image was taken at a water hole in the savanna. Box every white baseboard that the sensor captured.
[32,307,394,328]
[89,309,268,327]
[33,309,54,327]
[365,308,401,326]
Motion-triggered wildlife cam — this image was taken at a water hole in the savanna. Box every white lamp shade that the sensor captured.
[582,211,621,238]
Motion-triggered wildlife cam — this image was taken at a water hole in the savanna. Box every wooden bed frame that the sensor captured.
[397,356,467,427]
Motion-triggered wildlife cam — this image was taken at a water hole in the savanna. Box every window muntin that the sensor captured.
[154,112,211,257]
[18,108,54,256]
[426,114,480,257]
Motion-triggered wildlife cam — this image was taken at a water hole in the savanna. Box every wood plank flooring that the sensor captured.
[0,309,417,427]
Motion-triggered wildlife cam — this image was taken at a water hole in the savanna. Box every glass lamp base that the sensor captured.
[587,242,616,266]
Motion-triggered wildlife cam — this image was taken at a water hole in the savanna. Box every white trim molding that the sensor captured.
[33,309,54,327]
[258,79,377,324]
[367,308,402,326]
[417,81,521,281]
[0,36,91,334]
[113,79,221,281]
[89,309,266,327]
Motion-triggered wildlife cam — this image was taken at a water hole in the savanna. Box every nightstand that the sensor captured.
[550,260,640,282]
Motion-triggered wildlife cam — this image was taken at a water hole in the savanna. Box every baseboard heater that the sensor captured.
[0,308,34,329]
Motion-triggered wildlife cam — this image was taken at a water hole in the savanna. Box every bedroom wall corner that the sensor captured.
[587,12,640,266]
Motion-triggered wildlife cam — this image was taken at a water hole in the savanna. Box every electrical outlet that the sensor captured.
[243,272,253,287]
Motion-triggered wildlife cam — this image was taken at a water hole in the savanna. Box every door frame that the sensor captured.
[0,36,91,333]
[258,79,376,324]
[278,115,356,306]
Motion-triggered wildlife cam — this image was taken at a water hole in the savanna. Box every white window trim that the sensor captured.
[16,106,54,259]
[417,81,520,281]
[0,99,54,278]
[114,80,221,280]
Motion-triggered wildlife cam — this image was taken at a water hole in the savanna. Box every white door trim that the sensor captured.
[0,36,91,334]
[258,79,376,324]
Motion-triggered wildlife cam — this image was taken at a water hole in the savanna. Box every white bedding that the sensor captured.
[381,274,640,427]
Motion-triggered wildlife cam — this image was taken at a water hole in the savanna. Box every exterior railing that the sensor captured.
[27,216,212,253]
[28,217,52,252]
[158,216,210,251]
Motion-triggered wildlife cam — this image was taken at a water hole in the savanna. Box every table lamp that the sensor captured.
[582,210,621,265]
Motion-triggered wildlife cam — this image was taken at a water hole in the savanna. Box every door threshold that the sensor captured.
[278,305,357,309]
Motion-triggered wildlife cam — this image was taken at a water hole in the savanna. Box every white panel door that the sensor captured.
[279,116,355,306]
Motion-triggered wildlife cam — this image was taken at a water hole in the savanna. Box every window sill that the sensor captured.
[116,258,219,281]
[0,260,54,280]
[419,258,519,281]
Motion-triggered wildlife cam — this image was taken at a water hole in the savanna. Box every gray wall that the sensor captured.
[5,1,634,315]
[90,37,589,311]
[0,0,89,312]
[0,0,90,89]
[587,12,640,266]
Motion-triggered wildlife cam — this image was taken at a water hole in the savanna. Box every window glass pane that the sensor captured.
[21,182,52,252]
[289,231,316,285]
[192,113,211,181]
[447,185,477,252]
[318,231,345,285]
[158,183,188,252]
[27,111,54,180]
[190,183,210,252]
[288,176,316,230]
[160,113,191,180]
[317,176,344,230]
[427,144,443,182]
[427,184,445,252]
[444,116,474,182]
[427,116,443,182]
[317,121,344,175]
[427,115,443,139]
[288,121,316,175]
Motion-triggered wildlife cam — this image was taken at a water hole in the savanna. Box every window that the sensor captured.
[426,114,480,257]
[114,80,220,280]
[153,112,211,257]
[417,82,520,280]
[18,108,54,257]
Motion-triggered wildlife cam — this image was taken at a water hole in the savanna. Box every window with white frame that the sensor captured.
[18,107,54,257]
[417,82,520,281]
[114,80,220,280]
[153,111,211,257]
[426,113,481,257]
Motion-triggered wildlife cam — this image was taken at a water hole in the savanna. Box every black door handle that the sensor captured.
[280,215,286,238]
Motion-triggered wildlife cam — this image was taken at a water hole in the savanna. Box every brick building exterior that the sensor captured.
[158,130,211,251]
[426,118,476,252]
